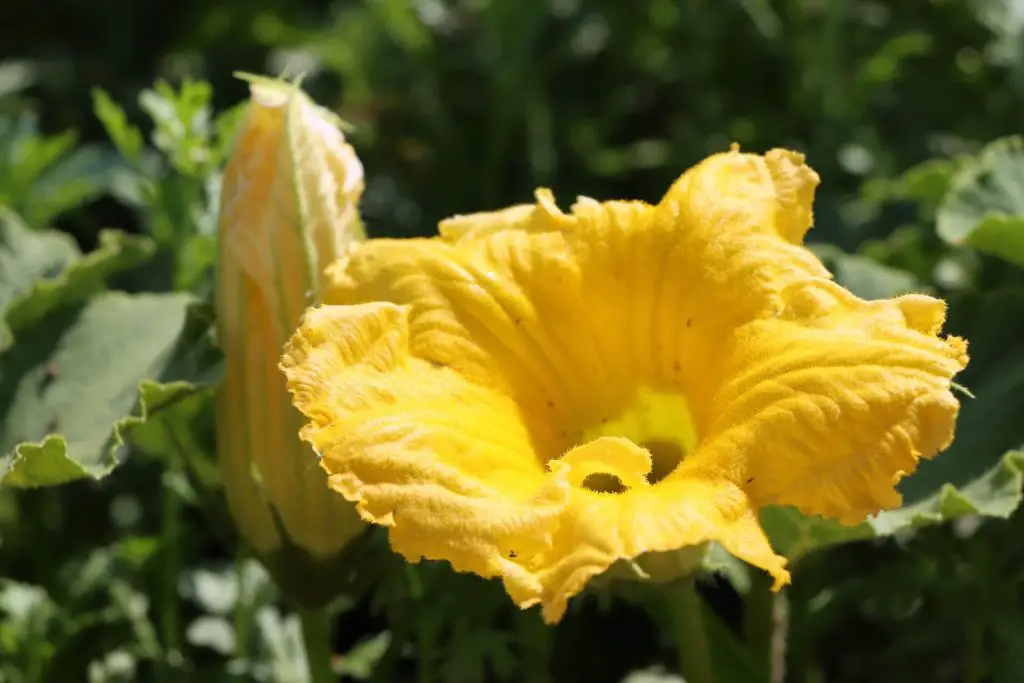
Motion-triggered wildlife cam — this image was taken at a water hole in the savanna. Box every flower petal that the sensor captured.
[532,438,788,622]
[323,171,832,445]
[659,145,821,244]
[703,280,968,523]
[281,302,569,605]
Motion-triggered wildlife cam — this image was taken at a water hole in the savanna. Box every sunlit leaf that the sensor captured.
[861,156,969,222]
[0,111,129,227]
[0,292,212,487]
[937,136,1024,265]
[811,243,925,299]
[92,88,144,164]
[0,209,154,350]
[337,632,391,681]
[762,449,1024,562]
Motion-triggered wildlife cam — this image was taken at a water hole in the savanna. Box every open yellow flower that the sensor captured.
[281,146,968,623]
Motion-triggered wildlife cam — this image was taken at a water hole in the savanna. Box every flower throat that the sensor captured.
[578,388,699,493]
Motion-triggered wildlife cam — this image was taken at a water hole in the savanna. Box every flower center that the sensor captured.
[577,388,699,493]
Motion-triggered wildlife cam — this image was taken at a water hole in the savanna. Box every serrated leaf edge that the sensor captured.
[1,227,155,352]
[1,299,221,489]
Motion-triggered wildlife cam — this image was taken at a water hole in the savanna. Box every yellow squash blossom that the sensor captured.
[281,146,969,622]
[216,76,365,603]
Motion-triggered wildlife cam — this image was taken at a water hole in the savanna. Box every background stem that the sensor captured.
[159,469,182,681]
[666,579,715,683]
[299,607,336,683]
[746,571,789,683]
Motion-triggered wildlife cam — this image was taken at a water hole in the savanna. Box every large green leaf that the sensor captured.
[937,136,1024,266]
[0,292,212,487]
[0,208,153,350]
[122,301,222,492]
[762,450,1024,562]
[762,287,1024,562]
[0,206,221,488]
[863,155,968,215]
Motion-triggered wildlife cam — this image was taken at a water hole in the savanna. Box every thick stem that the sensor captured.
[299,608,336,683]
[666,579,715,683]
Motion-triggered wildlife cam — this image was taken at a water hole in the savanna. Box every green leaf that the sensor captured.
[0,111,130,227]
[138,79,216,177]
[123,301,222,493]
[0,208,154,350]
[337,632,391,680]
[92,88,144,164]
[0,209,80,322]
[862,156,967,215]
[870,450,1024,534]
[811,243,925,300]
[27,145,133,228]
[937,136,1024,265]
[760,507,873,563]
[762,450,1024,562]
[0,291,218,488]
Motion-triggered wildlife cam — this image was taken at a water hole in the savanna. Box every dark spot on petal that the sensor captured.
[747,477,755,484]
[509,550,518,559]
[685,318,693,328]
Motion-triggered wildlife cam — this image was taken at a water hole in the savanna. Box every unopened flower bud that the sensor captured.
[216,75,365,606]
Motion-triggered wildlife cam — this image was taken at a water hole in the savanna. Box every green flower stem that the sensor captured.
[746,572,788,683]
[299,607,336,683]
[666,578,715,683]
[159,469,182,680]
[233,550,252,662]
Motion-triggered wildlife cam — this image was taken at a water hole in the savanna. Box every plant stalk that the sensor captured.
[299,607,336,683]
[666,578,715,683]
[746,571,788,683]
[159,469,182,681]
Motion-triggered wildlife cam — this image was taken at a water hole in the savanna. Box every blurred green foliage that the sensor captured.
[3,1,1024,682]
